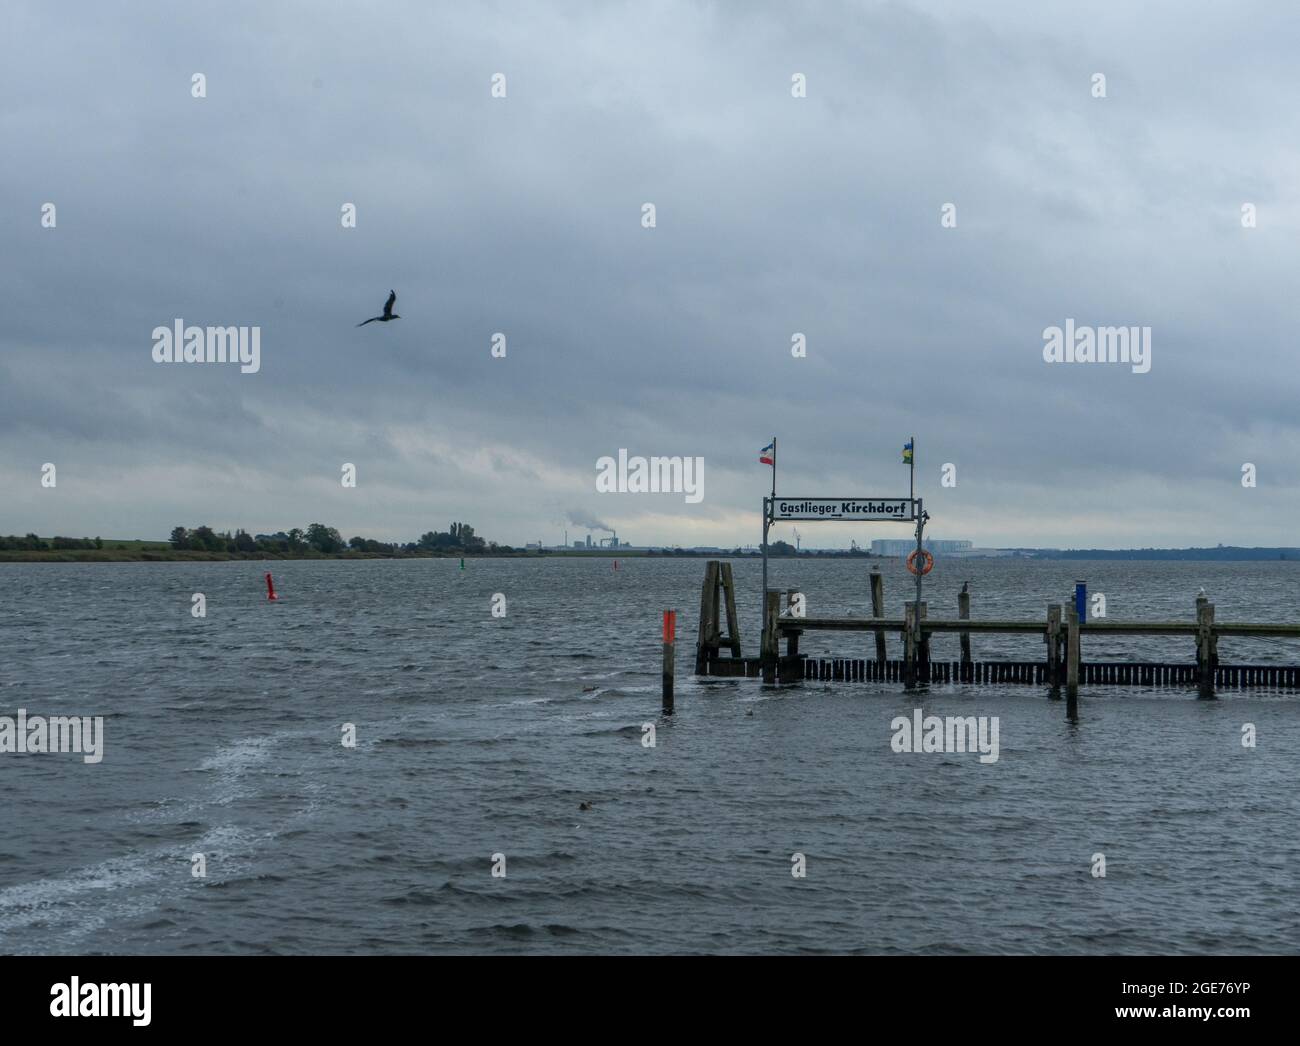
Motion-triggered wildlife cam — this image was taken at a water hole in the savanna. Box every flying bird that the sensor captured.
[357,290,400,326]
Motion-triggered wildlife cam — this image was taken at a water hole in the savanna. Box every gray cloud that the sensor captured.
[2,1,1298,547]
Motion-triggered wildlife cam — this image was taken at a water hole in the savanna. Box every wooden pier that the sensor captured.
[690,560,1300,698]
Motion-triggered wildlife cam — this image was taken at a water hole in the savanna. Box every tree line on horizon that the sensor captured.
[0,524,508,556]
[0,534,104,551]
[166,521,507,556]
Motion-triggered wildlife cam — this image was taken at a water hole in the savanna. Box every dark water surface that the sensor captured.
[1,557,1298,954]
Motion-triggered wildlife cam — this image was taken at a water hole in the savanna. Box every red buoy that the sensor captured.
[265,572,278,601]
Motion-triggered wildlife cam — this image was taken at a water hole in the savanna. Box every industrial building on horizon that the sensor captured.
[871,538,1012,558]
[525,531,629,551]
[872,538,972,556]
[518,534,1012,556]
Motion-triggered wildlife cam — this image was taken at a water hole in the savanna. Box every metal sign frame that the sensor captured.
[768,497,919,522]
[761,494,931,653]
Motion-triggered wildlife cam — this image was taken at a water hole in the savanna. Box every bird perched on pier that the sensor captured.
[357,290,399,326]
[961,581,969,594]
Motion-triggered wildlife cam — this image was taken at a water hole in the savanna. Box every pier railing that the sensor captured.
[782,617,1300,636]
[688,560,1300,702]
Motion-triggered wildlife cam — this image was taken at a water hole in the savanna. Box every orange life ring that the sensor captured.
[906,549,934,575]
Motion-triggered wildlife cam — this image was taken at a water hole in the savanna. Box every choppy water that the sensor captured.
[1,557,1298,954]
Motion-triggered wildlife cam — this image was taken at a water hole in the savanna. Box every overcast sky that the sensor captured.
[3,1,1299,549]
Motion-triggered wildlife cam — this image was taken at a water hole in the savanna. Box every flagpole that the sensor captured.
[911,435,924,685]
[909,434,915,503]
[763,436,775,627]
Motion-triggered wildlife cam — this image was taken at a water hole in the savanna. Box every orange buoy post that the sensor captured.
[662,610,676,713]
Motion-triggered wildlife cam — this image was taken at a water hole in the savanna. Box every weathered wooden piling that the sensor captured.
[694,561,720,674]
[903,602,917,688]
[1065,604,1080,705]
[917,602,930,682]
[662,610,676,713]
[1045,603,1062,691]
[958,583,972,666]
[1196,600,1216,698]
[902,601,932,687]
[720,564,741,655]
[870,568,887,663]
[761,589,781,684]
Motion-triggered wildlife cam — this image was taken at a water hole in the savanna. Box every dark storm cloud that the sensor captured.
[2,1,1298,547]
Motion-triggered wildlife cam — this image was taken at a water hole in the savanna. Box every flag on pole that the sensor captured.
[759,441,775,466]
[902,439,913,465]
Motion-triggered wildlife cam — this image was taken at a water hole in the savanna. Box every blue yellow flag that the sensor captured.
[902,439,913,465]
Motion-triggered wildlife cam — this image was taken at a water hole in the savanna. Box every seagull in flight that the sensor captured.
[357,290,400,326]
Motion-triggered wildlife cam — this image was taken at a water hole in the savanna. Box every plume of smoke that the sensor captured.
[567,509,613,532]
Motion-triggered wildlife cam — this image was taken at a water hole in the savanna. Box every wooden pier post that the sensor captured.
[1197,600,1216,698]
[1209,610,1219,673]
[662,610,676,713]
[918,601,930,683]
[719,563,742,658]
[694,561,720,674]
[904,602,917,689]
[870,567,887,664]
[1045,603,1062,692]
[761,590,780,684]
[1065,604,1080,706]
[958,583,972,666]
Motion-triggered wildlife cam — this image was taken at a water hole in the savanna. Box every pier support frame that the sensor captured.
[695,560,742,674]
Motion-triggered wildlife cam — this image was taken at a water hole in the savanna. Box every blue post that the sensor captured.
[1074,580,1087,623]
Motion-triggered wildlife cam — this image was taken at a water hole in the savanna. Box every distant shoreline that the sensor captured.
[0,548,794,564]
[2,546,1298,563]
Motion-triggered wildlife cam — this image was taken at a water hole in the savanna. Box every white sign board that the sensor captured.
[767,497,917,522]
